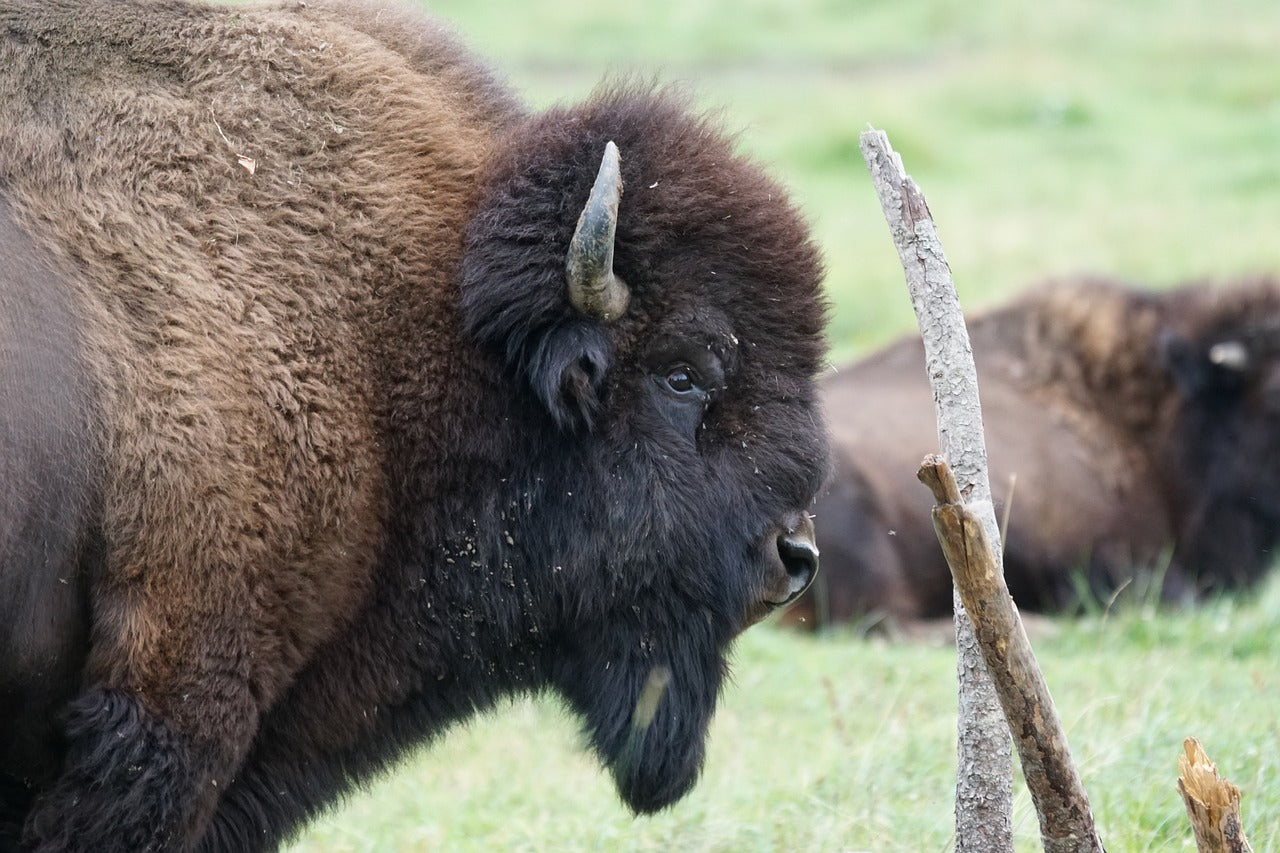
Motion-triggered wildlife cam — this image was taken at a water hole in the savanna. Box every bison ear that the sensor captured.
[526,319,614,431]
[459,142,628,430]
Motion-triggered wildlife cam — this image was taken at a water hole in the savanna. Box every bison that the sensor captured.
[785,277,1280,628]
[0,1,830,849]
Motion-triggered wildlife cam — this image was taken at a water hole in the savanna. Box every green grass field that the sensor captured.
[287,0,1280,849]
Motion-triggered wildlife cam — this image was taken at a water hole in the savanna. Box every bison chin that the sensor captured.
[552,619,726,814]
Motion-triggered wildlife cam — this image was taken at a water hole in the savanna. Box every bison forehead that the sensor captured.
[640,307,738,375]
[1172,277,1280,347]
[612,148,826,365]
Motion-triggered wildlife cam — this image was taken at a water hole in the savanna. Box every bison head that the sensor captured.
[457,86,828,812]
[1158,279,1280,591]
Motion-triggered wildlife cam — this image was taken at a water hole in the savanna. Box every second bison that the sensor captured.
[788,277,1280,627]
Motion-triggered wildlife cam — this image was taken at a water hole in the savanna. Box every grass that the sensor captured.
[286,0,1280,849]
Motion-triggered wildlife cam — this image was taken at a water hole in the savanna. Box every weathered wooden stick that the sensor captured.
[920,456,1105,853]
[1178,738,1254,853]
[859,126,1013,852]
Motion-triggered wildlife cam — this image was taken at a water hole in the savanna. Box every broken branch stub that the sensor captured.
[1178,737,1253,853]
[919,456,1104,853]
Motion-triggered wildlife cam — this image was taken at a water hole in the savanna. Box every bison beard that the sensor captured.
[0,0,829,849]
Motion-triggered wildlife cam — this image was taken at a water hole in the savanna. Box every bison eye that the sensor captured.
[662,365,701,396]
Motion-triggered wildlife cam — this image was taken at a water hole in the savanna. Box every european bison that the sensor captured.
[786,277,1280,627]
[0,1,830,849]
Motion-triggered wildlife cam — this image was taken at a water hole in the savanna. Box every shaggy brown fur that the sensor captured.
[0,1,829,849]
[785,277,1280,628]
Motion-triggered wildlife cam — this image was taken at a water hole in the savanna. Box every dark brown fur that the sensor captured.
[0,200,97,806]
[0,1,829,849]
[787,277,1280,628]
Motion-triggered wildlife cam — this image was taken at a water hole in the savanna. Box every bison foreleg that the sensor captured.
[21,688,195,852]
[194,625,435,852]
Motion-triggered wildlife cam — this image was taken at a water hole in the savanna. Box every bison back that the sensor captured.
[801,307,1171,625]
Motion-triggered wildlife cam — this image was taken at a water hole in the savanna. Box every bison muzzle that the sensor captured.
[0,1,829,849]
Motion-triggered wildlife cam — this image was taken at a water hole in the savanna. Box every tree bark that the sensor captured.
[1179,738,1254,853]
[920,457,1105,852]
[859,128,1013,852]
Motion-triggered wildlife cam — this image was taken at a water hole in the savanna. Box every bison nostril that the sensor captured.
[776,531,819,599]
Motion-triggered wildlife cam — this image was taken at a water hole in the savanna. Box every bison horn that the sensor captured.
[1208,340,1249,371]
[566,141,630,323]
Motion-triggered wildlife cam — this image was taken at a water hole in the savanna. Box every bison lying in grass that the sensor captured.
[0,1,830,849]
[786,277,1280,628]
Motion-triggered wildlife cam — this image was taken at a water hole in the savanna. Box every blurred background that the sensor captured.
[288,1,1280,849]
[424,0,1280,364]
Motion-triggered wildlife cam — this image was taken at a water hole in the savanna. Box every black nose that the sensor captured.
[776,516,819,602]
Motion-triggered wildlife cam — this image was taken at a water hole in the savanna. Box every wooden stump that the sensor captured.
[1178,738,1253,853]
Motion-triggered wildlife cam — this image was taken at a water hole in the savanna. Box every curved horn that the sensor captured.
[1208,340,1249,371]
[566,141,630,322]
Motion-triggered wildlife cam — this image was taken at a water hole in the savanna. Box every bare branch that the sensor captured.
[860,126,1013,852]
